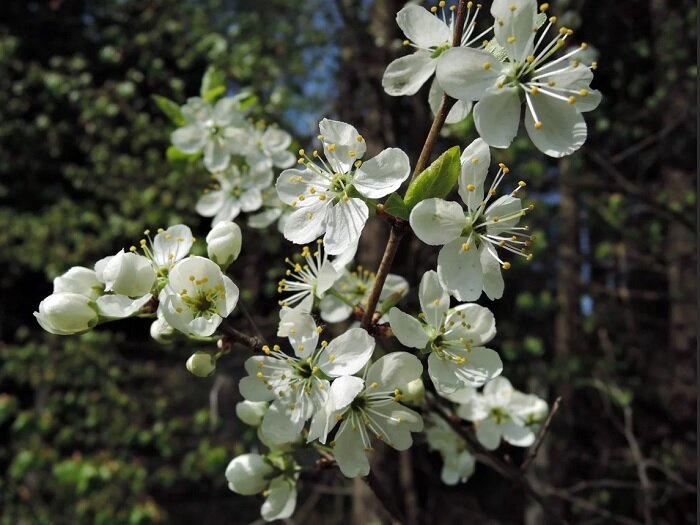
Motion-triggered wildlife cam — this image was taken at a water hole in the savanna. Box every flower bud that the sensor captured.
[235,401,268,427]
[185,351,216,377]
[150,317,175,344]
[34,292,99,335]
[225,453,273,495]
[402,378,425,405]
[206,221,242,268]
[53,266,104,300]
[97,250,156,297]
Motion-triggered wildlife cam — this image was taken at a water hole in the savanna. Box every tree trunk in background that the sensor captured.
[649,0,697,422]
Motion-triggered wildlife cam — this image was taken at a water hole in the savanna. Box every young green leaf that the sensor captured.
[383,193,410,220]
[200,66,227,102]
[403,146,461,208]
[152,95,184,125]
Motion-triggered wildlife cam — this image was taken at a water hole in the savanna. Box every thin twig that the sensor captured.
[623,407,654,525]
[361,0,469,329]
[218,320,265,351]
[520,396,562,471]
[363,470,405,524]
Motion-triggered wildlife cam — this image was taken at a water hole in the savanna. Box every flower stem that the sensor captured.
[361,0,470,330]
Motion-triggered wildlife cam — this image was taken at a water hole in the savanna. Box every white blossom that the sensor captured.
[276,118,411,255]
[159,256,239,336]
[196,165,271,225]
[236,400,268,427]
[171,96,250,172]
[389,270,502,394]
[186,351,216,377]
[241,125,296,175]
[383,2,489,123]
[436,0,600,156]
[239,311,375,444]
[409,138,534,301]
[53,266,104,300]
[34,292,99,335]
[277,240,354,312]
[319,266,409,323]
[457,376,548,450]
[425,413,476,485]
[307,352,424,478]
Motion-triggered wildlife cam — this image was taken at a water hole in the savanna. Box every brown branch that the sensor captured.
[623,407,654,525]
[520,396,562,471]
[361,0,469,329]
[218,320,265,351]
[429,399,569,525]
[363,470,405,524]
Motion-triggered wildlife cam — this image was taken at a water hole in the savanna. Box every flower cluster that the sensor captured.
[35,1,600,522]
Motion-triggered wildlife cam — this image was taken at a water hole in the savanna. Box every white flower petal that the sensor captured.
[171,125,206,153]
[278,308,319,358]
[212,198,241,225]
[458,138,490,209]
[323,198,368,256]
[501,421,536,447]
[456,396,490,422]
[203,139,230,172]
[261,402,305,444]
[225,453,273,495]
[419,270,450,330]
[96,293,151,319]
[283,200,329,245]
[491,0,538,62]
[524,92,588,157]
[480,244,505,300]
[388,308,429,349]
[382,52,437,96]
[474,86,522,149]
[436,48,505,102]
[396,4,451,48]
[485,194,523,235]
[330,375,365,412]
[319,294,354,323]
[437,239,483,301]
[441,450,476,485]
[428,346,503,392]
[317,328,374,377]
[239,187,263,213]
[53,266,103,299]
[316,260,339,296]
[475,418,502,450]
[196,190,225,217]
[333,420,370,478]
[261,476,297,522]
[428,77,471,124]
[319,119,366,172]
[409,198,465,246]
[153,224,194,267]
[353,148,411,199]
[276,168,325,206]
[483,376,514,402]
[365,352,424,392]
[445,303,497,346]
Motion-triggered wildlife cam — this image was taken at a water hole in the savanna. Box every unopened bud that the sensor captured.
[235,401,268,427]
[206,221,242,269]
[34,292,99,335]
[186,351,216,377]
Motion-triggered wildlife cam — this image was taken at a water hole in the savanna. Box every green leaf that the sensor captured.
[166,146,200,162]
[151,95,184,125]
[382,193,410,220]
[200,66,227,102]
[403,146,461,208]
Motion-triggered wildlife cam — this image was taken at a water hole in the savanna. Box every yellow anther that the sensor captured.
[591,61,598,70]
[531,86,540,95]
[298,194,305,201]
[518,180,526,187]
[568,96,577,104]
[298,148,305,156]
[540,3,549,11]
[370,382,379,389]
[157,228,164,233]
[492,216,500,223]
[348,149,356,157]
[354,160,362,168]
[507,36,516,44]
[297,344,304,352]
[526,55,535,63]
[534,121,543,129]
[498,240,506,247]
[526,254,534,261]
[256,372,264,378]
[496,81,504,89]
[319,194,327,201]
[438,0,445,6]
[321,340,328,347]
[129,245,137,252]
[317,134,324,140]
[467,1,473,8]
[581,42,588,49]
[483,62,491,70]
[342,195,349,202]
[579,89,589,97]
[433,299,441,305]
[312,150,319,157]
[175,307,183,313]
[509,4,517,12]
[450,5,457,10]
[548,80,556,87]
[549,16,557,23]
[470,157,479,165]
[430,6,437,13]
[329,354,336,362]
[467,183,476,192]
[165,234,171,240]
[502,262,512,270]
[188,275,195,281]
[462,242,471,252]
[327,144,336,152]
[402,39,410,46]
[312,366,319,374]
[309,187,316,194]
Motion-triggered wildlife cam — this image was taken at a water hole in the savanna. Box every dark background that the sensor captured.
[0,0,696,523]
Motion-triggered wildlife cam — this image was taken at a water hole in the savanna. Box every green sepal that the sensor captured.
[152,95,184,125]
[403,146,461,208]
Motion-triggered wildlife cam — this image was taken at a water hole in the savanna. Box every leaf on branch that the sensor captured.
[166,146,201,163]
[382,193,410,220]
[200,66,227,102]
[403,146,461,208]
[152,95,185,125]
